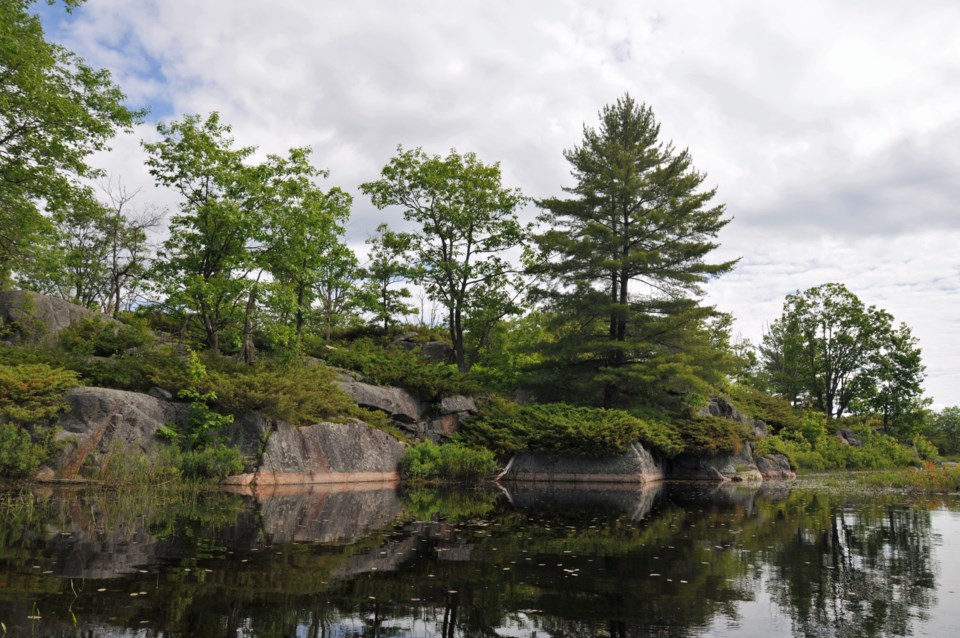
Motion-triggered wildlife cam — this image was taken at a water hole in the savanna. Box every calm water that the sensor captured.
[1,481,959,637]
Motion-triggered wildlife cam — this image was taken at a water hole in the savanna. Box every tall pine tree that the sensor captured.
[531,95,736,407]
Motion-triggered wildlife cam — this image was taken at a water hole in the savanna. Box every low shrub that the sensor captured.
[175,444,246,480]
[726,384,803,432]
[857,464,960,492]
[317,337,476,400]
[675,415,752,455]
[0,363,79,478]
[204,357,388,428]
[56,315,154,357]
[0,424,49,478]
[463,399,683,458]
[400,441,499,482]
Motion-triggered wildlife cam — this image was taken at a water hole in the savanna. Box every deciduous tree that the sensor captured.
[1,0,141,282]
[361,146,526,370]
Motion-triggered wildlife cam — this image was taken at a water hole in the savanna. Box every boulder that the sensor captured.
[440,395,477,415]
[669,443,763,482]
[336,376,424,423]
[838,428,864,447]
[755,453,797,480]
[391,332,419,351]
[50,387,189,479]
[228,420,406,486]
[0,290,110,341]
[419,341,453,363]
[498,442,664,484]
[425,414,460,441]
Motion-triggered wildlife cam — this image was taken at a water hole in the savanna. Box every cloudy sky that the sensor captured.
[37,0,960,406]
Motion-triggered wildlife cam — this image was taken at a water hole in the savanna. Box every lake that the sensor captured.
[1,480,958,637]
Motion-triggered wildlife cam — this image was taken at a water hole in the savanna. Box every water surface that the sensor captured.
[1,481,958,637]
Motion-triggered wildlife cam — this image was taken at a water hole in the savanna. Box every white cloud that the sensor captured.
[41,0,960,405]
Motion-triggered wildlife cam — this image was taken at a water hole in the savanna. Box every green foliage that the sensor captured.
[726,383,803,432]
[462,398,683,458]
[928,406,960,455]
[530,95,735,409]
[0,362,78,477]
[400,441,499,482]
[56,315,154,356]
[174,443,245,480]
[761,282,927,430]
[754,422,925,471]
[0,0,141,281]
[204,357,384,426]
[675,416,751,455]
[0,424,48,478]
[358,223,418,332]
[361,145,527,371]
[319,337,477,400]
[0,363,78,426]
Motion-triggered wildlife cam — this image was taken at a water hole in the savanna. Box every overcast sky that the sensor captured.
[37,0,960,407]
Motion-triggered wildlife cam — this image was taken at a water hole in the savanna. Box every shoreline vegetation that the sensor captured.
[1,1,954,493]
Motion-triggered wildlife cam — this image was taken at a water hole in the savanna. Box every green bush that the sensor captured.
[205,358,382,426]
[463,399,683,458]
[175,444,245,480]
[56,315,154,357]
[318,337,476,400]
[0,424,49,478]
[726,384,803,431]
[0,363,78,478]
[675,415,752,455]
[755,425,924,470]
[400,441,499,482]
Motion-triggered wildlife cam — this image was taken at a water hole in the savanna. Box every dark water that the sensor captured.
[1,481,959,637]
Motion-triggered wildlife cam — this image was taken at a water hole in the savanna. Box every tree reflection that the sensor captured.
[764,497,937,637]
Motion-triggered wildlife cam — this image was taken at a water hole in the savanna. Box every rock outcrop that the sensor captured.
[0,290,111,341]
[223,420,406,486]
[668,443,763,482]
[838,428,864,447]
[755,453,797,480]
[498,442,664,484]
[699,396,769,439]
[336,373,424,423]
[50,387,189,479]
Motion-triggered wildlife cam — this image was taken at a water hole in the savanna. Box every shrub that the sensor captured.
[726,384,803,431]
[0,363,78,478]
[318,337,476,400]
[675,415,752,455]
[0,424,48,478]
[400,441,499,482]
[205,358,375,426]
[175,444,245,480]
[56,315,154,357]
[463,399,683,458]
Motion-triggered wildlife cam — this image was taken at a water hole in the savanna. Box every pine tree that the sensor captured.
[531,95,736,407]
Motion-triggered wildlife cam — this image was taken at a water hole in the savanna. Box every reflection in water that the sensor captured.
[0,482,953,637]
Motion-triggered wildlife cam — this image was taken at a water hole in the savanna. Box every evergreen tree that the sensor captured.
[530,95,736,407]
